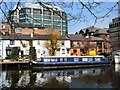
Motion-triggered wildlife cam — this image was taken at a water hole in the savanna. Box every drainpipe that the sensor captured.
[2,40,3,60]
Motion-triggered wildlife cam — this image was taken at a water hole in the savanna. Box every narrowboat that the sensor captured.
[30,55,112,69]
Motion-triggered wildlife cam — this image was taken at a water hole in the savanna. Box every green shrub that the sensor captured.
[10,47,19,60]
[29,47,36,60]
[5,56,11,59]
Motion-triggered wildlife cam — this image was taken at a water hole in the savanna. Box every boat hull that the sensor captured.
[30,56,112,70]
[31,63,111,70]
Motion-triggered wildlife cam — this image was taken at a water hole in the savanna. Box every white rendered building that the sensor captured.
[0,34,70,60]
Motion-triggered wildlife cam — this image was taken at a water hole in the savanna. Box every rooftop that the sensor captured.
[0,34,69,40]
[13,3,63,11]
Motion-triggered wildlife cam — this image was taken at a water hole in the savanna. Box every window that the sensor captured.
[43,51,45,54]
[44,25,52,30]
[62,49,65,54]
[43,20,51,25]
[44,15,51,20]
[62,22,67,26]
[11,16,17,22]
[20,8,31,13]
[33,9,41,14]
[38,49,40,54]
[53,16,61,21]
[51,59,55,62]
[73,49,77,53]
[88,58,93,61]
[25,8,31,13]
[43,10,51,15]
[74,58,79,62]
[37,41,40,45]
[103,42,107,49]
[20,8,25,13]
[10,40,15,45]
[60,58,63,62]
[26,49,29,55]
[62,41,64,45]
[6,48,11,56]
[20,14,31,19]
[97,42,102,49]
[67,49,69,54]
[62,26,67,31]
[33,19,42,24]
[34,15,42,19]
[53,26,61,30]
[44,59,50,62]
[95,58,101,61]
[64,58,67,62]
[82,58,88,61]
[53,21,61,25]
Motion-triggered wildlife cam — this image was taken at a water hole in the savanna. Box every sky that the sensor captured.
[66,2,119,34]
[0,1,119,34]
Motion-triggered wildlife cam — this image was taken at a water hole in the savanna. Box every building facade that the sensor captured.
[0,34,70,60]
[75,26,111,55]
[109,17,120,51]
[69,34,110,56]
[9,3,68,35]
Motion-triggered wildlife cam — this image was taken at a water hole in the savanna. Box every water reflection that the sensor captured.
[0,65,120,89]
[115,64,120,72]
[17,71,30,87]
[0,71,11,88]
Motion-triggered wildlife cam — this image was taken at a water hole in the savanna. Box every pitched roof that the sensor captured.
[79,26,109,35]
[69,34,86,41]
[80,26,99,33]
[69,34,103,41]
[90,36,103,41]
[1,34,70,40]
[16,28,60,35]
[94,29,109,35]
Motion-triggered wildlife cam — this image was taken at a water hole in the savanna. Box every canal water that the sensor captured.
[0,65,120,89]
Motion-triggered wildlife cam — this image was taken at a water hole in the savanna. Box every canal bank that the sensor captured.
[1,61,30,70]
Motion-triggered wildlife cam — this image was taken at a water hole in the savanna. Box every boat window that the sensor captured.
[95,58,101,61]
[88,58,93,61]
[64,58,67,62]
[55,59,58,62]
[51,59,55,62]
[44,59,50,62]
[48,59,50,62]
[74,58,79,62]
[60,58,63,62]
[82,58,88,61]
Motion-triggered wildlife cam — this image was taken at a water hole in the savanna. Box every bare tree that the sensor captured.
[43,1,119,25]
[0,1,119,28]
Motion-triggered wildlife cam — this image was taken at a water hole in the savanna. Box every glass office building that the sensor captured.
[10,3,68,35]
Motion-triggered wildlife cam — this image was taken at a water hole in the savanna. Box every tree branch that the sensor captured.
[78,0,97,26]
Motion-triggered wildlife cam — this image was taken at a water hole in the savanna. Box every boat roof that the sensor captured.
[40,55,104,58]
